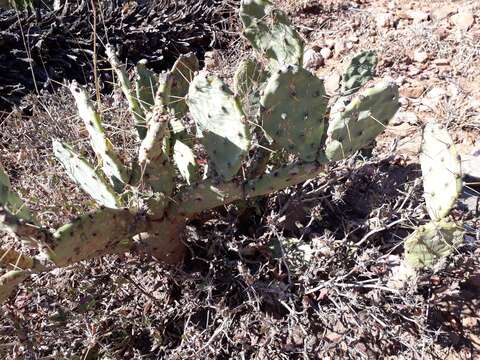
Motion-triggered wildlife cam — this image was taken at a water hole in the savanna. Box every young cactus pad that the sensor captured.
[187,73,250,180]
[325,81,400,161]
[420,122,462,221]
[240,0,304,67]
[233,57,268,118]
[342,51,378,95]
[0,164,33,222]
[404,219,464,268]
[135,59,158,113]
[52,141,122,209]
[259,65,328,162]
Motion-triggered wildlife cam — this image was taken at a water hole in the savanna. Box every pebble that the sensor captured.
[450,12,475,31]
[376,12,395,29]
[431,4,457,21]
[334,41,346,56]
[303,49,324,70]
[433,58,450,66]
[320,47,332,60]
[324,72,341,94]
[413,49,429,63]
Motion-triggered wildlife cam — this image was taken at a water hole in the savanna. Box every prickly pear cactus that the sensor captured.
[404,219,464,268]
[187,73,250,180]
[135,59,158,113]
[52,141,122,209]
[325,81,400,161]
[0,164,33,222]
[240,0,304,68]
[233,57,268,118]
[342,51,378,95]
[420,122,463,221]
[259,65,328,162]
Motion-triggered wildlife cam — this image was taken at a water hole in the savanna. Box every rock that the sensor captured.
[334,41,346,56]
[433,58,450,66]
[421,86,448,109]
[324,72,341,95]
[348,35,359,43]
[400,84,425,98]
[432,4,457,21]
[399,10,430,23]
[413,49,429,63]
[303,49,324,70]
[376,13,395,29]
[450,12,475,31]
[320,47,332,60]
[391,111,418,126]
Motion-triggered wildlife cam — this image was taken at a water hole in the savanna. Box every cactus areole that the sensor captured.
[0,0,402,302]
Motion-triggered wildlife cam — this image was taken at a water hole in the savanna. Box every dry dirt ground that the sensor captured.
[0,0,479,359]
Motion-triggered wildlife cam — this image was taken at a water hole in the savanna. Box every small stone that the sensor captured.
[413,49,429,63]
[400,84,425,98]
[334,41,346,56]
[348,35,359,43]
[433,58,450,66]
[391,111,418,126]
[450,12,475,31]
[421,86,448,109]
[399,10,430,23]
[324,72,341,95]
[376,13,394,29]
[303,49,324,70]
[320,47,332,59]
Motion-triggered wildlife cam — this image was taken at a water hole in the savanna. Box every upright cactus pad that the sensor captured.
[106,45,147,139]
[259,65,328,162]
[173,140,199,185]
[0,270,29,304]
[135,59,158,113]
[69,81,129,191]
[160,53,199,118]
[404,219,464,268]
[342,51,378,95]
[325,81,400,161]
[233,58,268,118]
[240,0,304,67]
[0,164,33,222]
[187,73,250,180]
[420,123,462,220]
[53,141,122,209]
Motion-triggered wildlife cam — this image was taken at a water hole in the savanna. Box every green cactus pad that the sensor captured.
[259,65,328,162]
[404,219,464,268]
[138,113,174,195]
[167,53,199,118]
[135,59,158,114]
[420,122,462,220]
[187,73,250,180]
[49,208,139,267]
[69,81,129,191]
[0,270,29,303]
[240,0,304,67]
[173,140,199,185]
[233,58,268,119]
[0,164,34,222]
[342,51,378,95]
[106,45,147,139]
[325,81,400,161]
[53,141,122,209]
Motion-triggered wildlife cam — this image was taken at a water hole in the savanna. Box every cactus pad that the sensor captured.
[53,141,122,209]
[0,270,29,303]
[135,59,158,113]
[173,140,199,185]
[342,51,378,95]
[187,73,250,180]
[259,65,328,162]
[240,0,304,67]
[0,164,33,222]
[404,219,464,268]
[325,81,400,161]
[233,58,268,119]
[69,81,129,191]
[420,122,462,220]
[49,208,139,267]
[106,45,147,139]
